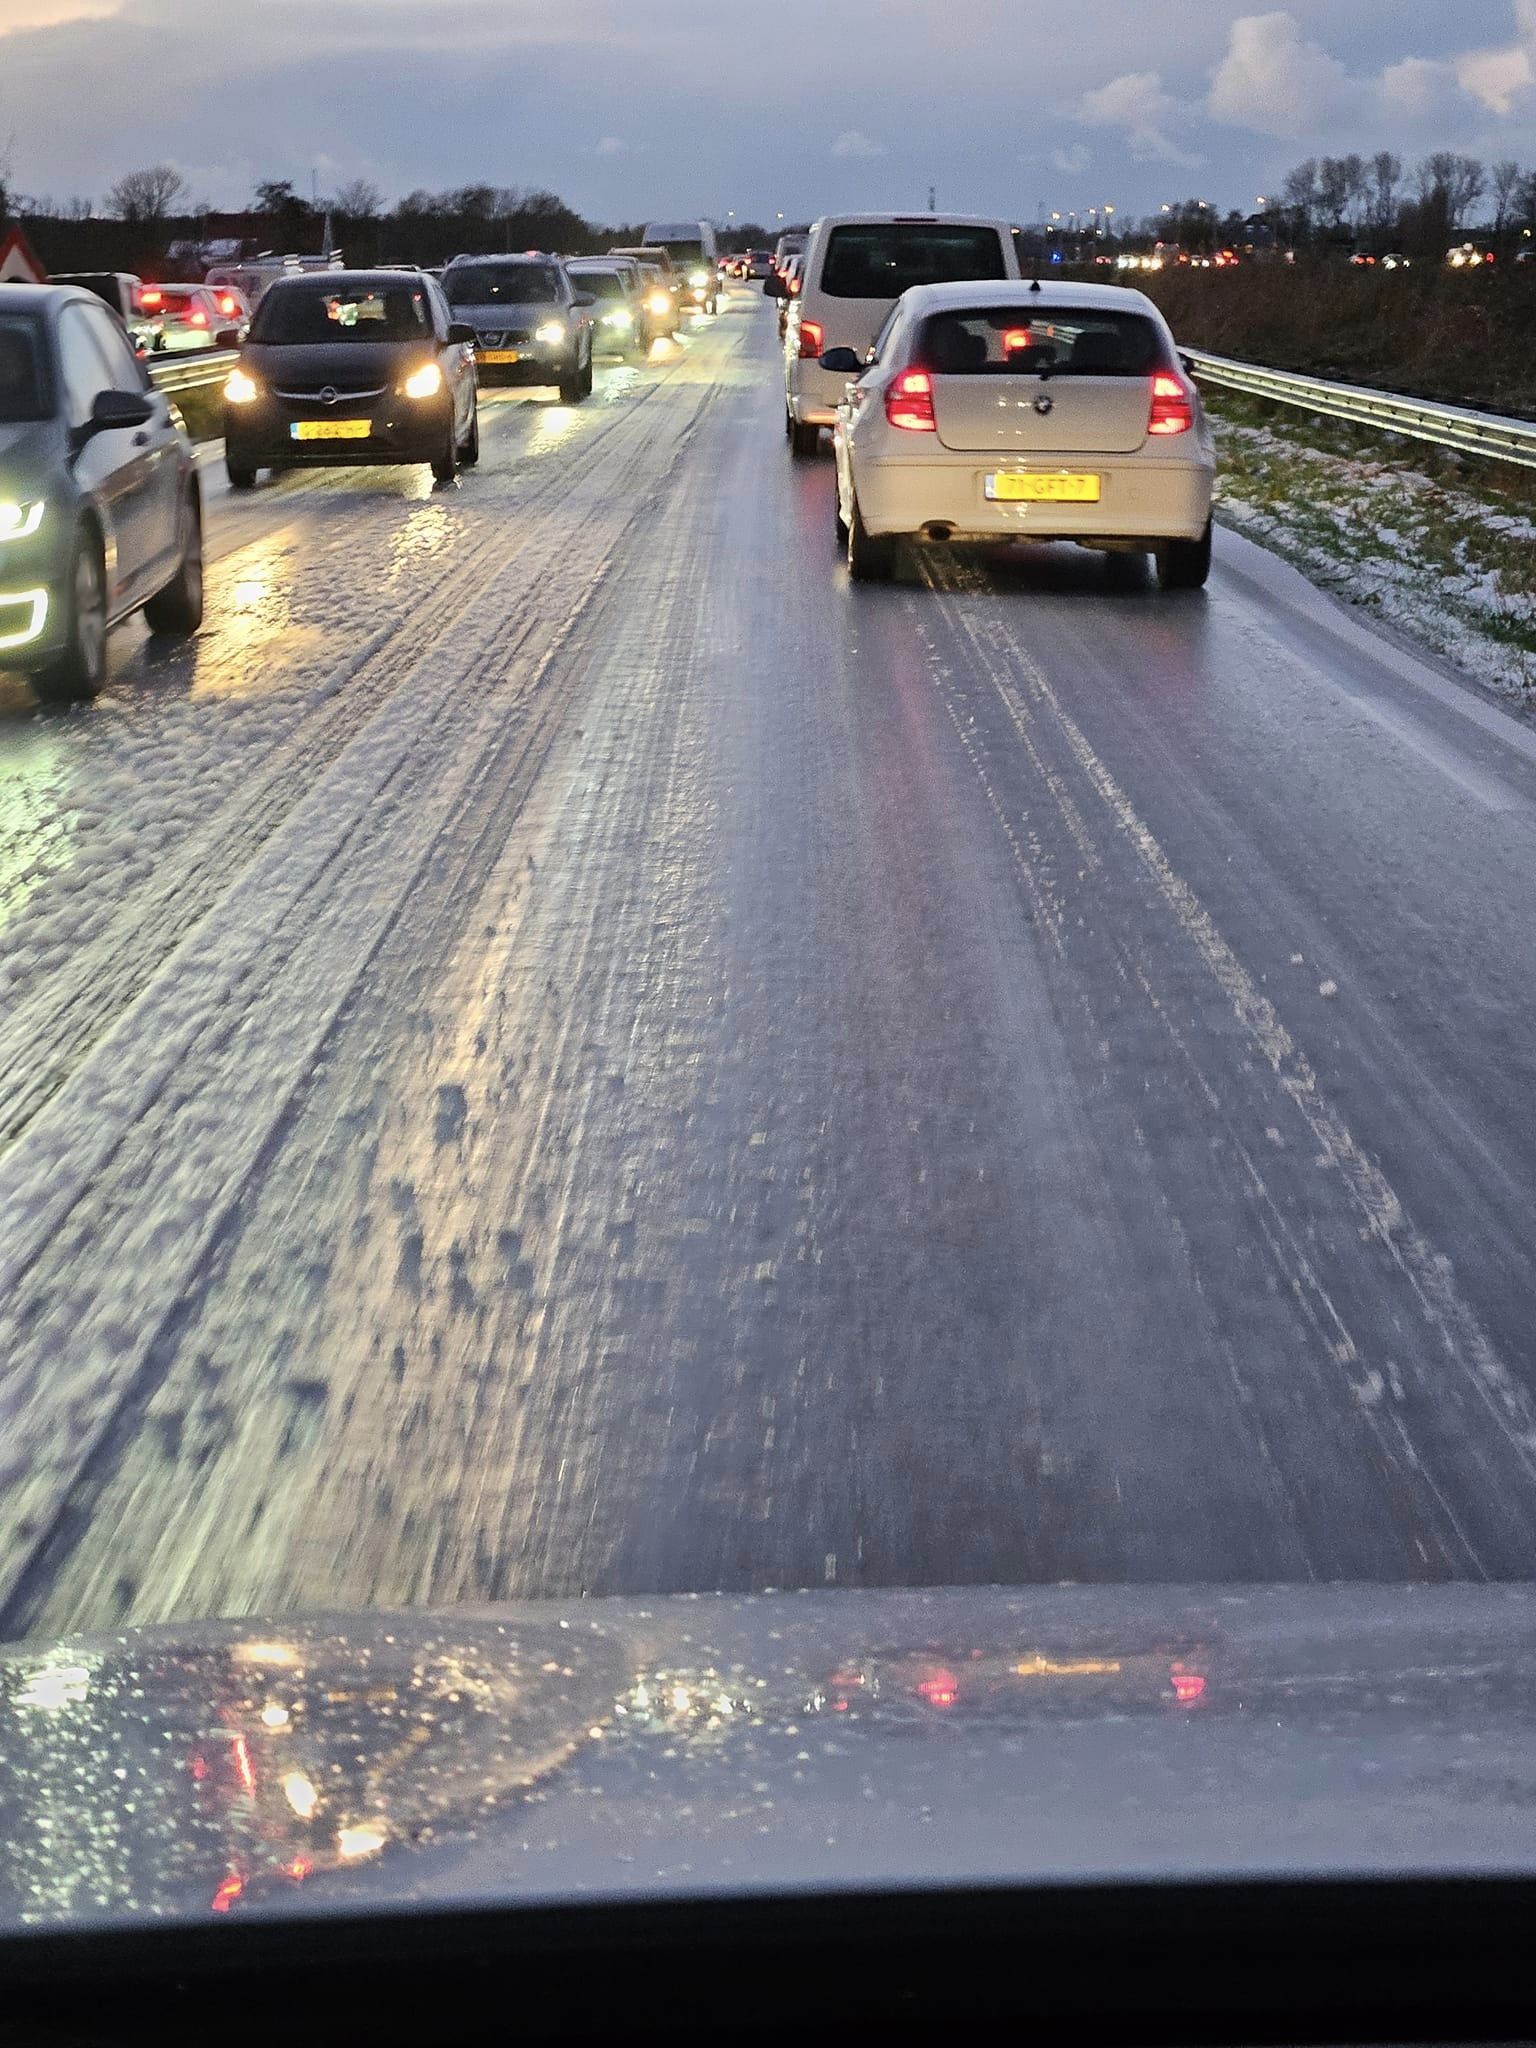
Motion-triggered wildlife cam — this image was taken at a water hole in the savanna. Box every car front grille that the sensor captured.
[272,383,388,404]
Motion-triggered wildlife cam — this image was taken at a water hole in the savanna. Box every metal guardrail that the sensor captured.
[1182,349,1536,471]
[147,348,239,398]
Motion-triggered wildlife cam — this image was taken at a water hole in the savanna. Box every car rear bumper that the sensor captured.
[851,453,1215,542]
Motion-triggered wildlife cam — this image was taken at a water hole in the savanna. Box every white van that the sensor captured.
[642,221,720,314]
[783,213,1021,456]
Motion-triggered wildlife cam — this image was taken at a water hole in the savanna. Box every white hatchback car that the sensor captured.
[829,280,1216,589]
[784,213,1021,457]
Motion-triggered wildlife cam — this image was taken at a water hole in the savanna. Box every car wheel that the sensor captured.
[143,487,205,635]
[834,479,850,548]
[790,418,821,459]
[558,364,587,405]
[431,425,459,485]
[581,350,594,397]
[34,527,108,704]
[1156,519,1212,591]
[847,497,895,583]
[226,459,258,490]
[459,404,480,467]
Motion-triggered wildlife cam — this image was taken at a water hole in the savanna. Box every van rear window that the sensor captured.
[917,307,1162,375]
[819,224,1007,299]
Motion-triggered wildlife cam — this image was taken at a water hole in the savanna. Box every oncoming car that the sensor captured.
[563,259,647,357]
[828,280,1215,588]
[222,270,480,487]
[442,254,595,401]
[0,284,203,702]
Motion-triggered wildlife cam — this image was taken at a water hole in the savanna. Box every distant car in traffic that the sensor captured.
[563,258,648,357]
[47,271,161,356]
[146,283,247,351]
[776,254,804,340]
[827,280,1215,589]
[642,220,721,315]
[222,268,480,488]
[773,231,809,277]
[781,212,1022,456]
[0,283,203,702]
[442,254,596,401]
[609,248,681,335]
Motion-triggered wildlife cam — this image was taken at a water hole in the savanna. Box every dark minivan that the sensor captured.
[222,270,480,489]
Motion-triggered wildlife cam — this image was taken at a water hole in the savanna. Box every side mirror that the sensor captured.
[89,387,154,433]
[571,291,597,308]
[763,273,786,299]
[447,322,477,345]
[819,347,863,373]
[214,326,243,350]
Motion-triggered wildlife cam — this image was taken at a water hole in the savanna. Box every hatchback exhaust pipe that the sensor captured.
[923,522,954,543]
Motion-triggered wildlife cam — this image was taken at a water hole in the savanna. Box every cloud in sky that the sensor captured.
[1,0,1535,220]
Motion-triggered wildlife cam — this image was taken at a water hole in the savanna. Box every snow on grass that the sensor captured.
[1208,399,1536,700]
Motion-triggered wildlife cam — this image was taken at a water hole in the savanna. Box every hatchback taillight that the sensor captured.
[1148,370,1195,436]
[797,318,824,359]
[886,368,936,433]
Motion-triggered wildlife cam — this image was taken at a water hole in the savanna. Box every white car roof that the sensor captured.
[810,212,1014,229]
[900,279,1162,317]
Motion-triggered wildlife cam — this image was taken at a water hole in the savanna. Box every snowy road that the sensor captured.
[5,286,1536,1642]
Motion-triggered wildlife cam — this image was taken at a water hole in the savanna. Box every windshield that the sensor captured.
[0,315,48,421]
[820,223,1008,297]
[444,265,562,306]
[569,269,626,299]
[648,239,705,267]
[918,307,1163,374]
[250,283,432,343]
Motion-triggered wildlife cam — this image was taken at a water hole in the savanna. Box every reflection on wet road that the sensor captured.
[4,290,1536,1640]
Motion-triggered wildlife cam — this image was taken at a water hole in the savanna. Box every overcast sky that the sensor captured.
[2,0,1535,222]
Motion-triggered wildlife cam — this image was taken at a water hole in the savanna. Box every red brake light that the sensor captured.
[190,309,207,326]
[210,1874,246,1914]
[916,1668,960,1709]
[139,288,163,308]
[1171,1670,1206,1707]
[219,294,236,314]
[1148,370,1194,436]
[797,317,824,359]
[885,367,936,432]
[1003,328,1031,353]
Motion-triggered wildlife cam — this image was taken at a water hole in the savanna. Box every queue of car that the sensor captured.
[771,211,1216,590]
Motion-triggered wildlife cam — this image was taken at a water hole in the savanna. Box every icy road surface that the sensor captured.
[5,290,1536,1641]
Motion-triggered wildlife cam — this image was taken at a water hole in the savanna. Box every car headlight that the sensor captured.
[223,368,260,405]
[0,500,45,542]
[646,292,671,316]
[603,309,633,329]
[535,320,567,347]
[402,361,444,400]
[688,269,710,287]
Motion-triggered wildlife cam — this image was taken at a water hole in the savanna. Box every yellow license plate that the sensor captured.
[291,419,371,441]
[986,472,1101,503]
[480,349,521,364]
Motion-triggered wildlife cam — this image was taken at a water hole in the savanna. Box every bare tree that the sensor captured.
[1281,157,1319,238]
[1491,158,1523,235]
[107,163,187,223]
[333,176,382,219]
[1417,152,1485,227]
[1367,150,1402,237]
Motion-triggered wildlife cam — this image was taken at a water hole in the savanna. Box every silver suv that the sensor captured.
[441,254,595,402]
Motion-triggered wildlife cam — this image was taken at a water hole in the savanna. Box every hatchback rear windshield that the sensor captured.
[820,224,1007,299]
[570,269,627,299]
[251,285,432,343]
[917,306,1164,375]
[0,316,48,422]
[445,266,562,307]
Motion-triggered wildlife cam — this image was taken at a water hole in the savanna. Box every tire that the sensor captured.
[431,426,459,485]
[558,361,588,405]
[1157,518,1212,591]
[790,418,821,459]
[143,488,204,635]
[459,404,480,467]
[784,406,794,441]
[581,350,594,397]
[33,527,107,704]
[226,459,257,490]
[847,498,895,583]
[834,481,850,548]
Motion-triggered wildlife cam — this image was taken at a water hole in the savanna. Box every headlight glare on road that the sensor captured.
[402,361,444,400]
[223,368,260,405]
[535,320,567,347]
[0,500,44,542]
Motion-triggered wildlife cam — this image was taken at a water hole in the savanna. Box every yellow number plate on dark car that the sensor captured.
[291,419,371,441]
[480,349,521,364]
[986,472,1101,502]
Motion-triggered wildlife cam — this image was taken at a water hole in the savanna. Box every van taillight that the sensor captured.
[886,368,936,432]
[1148,370,1194,436]
[798,318,824,359]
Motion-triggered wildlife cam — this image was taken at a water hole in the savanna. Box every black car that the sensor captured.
[0,284,203,703]
[222,270,480,489]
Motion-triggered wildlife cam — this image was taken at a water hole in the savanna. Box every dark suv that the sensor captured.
[222,269,480,489]
[0,284,203,703]
[443,255,596,401]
